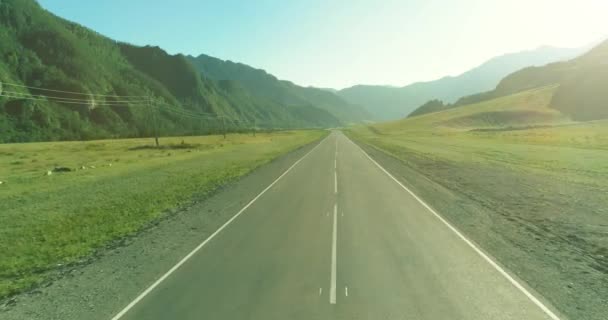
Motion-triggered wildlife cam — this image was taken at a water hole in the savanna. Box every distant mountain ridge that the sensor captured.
[187,54,371,124]
[338,45,590,120]
[446,39,608,121]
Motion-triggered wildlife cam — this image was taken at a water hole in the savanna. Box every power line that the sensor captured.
[0,81,276,145]
[1,82,263,125]
[1,81,147,98]
[155,103,247,124]
[168,102,219,116]
[161,109,217,121]
[0,90,235,121]
[2,90,148,104]
[156,104,224,120]
[0,92,146,107]
[2,90,272,128]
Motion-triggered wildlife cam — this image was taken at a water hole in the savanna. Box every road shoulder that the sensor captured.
[343,134,575,320]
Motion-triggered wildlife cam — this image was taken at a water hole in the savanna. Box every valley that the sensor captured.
[1,1,607,319]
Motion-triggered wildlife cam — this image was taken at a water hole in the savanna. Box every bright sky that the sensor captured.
[39,0,608,89]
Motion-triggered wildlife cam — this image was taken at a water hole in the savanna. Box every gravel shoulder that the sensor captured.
[0,138,323,320]
[349,137,608,320]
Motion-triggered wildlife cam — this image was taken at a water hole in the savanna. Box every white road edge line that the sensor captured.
[345,136,562,320]
[110,136,329,320]
[330,203,338,305]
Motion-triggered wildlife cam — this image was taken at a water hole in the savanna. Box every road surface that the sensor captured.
[112,131,561,320]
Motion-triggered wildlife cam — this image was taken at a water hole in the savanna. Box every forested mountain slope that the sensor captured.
[0,0,339,143]
[188,54,371,124]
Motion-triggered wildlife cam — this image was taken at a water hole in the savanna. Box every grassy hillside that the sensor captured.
[400,86,568,131]
[346,88,608,319]
[187,54,371,124]
[0,0,336,143]
[407,99,448,118]
[453,40,608,121]
[338,45,586,120]
[0,130,326,299]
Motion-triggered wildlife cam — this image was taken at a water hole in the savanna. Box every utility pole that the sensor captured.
[252,118,256,137]
[285,106,289,130]
[148,96,159,147]
[221,116,226,139]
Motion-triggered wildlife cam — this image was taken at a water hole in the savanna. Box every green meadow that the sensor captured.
[0,130,326,298]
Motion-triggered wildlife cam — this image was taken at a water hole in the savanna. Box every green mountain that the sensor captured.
[0,0,338,143]
[338,46,588,120]
[447,40,608,121]
[407,99,449,118]
[187,54,371,124]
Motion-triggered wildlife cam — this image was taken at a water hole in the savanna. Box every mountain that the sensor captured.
[0,0,339,143]
[449,39,608,121]
[338,45,589,120]
[407,99,449,118]
[317,87,339,94]
[187,54,371,124]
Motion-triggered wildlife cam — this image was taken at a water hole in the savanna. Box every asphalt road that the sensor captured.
[112,131,562,320]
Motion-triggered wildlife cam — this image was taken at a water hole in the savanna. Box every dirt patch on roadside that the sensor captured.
[128,142,203,151]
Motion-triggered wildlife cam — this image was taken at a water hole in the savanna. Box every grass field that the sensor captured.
[346,87,608,319]
[0,130,326,299]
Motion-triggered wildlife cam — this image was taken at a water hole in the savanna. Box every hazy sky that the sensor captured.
[39,0,608,89]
